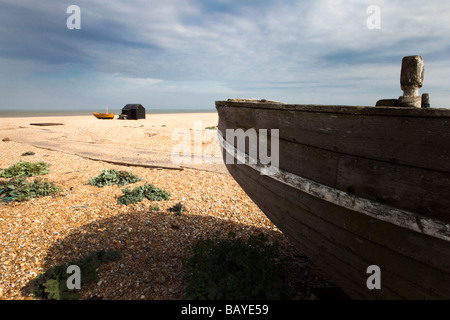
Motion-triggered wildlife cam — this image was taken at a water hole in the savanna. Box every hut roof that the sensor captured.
[123,104,145,110]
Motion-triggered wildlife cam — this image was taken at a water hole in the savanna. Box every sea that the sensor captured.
[0,109,217,118]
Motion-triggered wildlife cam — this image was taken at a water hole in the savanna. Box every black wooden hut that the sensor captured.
[121,104,146,120]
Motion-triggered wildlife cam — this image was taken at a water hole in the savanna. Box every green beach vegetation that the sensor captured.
[0,161,62,203]
[0,161,50,178]
[183,232,293,300]
[0,178,62,203]
[117,183,171,205]
[88,169,143,187]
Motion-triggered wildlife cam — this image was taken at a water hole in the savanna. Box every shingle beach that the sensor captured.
[0,113,334,300]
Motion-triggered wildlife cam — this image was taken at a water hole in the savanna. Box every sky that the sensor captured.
[0,0,449,111]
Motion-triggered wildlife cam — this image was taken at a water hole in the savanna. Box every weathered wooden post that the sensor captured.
[397,55,424,108]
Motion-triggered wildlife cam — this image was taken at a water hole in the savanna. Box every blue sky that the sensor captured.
[0,0,449,111]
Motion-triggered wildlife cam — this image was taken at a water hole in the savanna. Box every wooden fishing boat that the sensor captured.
[216,98,450,299]
[93,112,114,119]
[93,107,114,119]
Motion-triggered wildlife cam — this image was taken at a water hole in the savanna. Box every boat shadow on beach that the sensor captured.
[21,208,347,300]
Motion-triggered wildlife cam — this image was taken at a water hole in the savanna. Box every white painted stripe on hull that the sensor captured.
[217,131,450,242]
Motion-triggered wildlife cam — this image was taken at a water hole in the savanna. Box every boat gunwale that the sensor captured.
[215,100,450,118]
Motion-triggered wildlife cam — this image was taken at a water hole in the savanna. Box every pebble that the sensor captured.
[0,140,333,300]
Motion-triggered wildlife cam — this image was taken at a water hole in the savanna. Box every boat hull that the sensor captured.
[216,100,450,299]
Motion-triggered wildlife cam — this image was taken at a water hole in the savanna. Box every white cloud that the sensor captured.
[111,75,163,88]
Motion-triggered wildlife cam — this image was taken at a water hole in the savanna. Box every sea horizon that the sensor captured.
[0,108,217,118]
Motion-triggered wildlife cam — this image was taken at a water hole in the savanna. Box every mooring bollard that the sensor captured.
[397,55,425,108]
[421,93,430,108]
[375,55,430,108]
